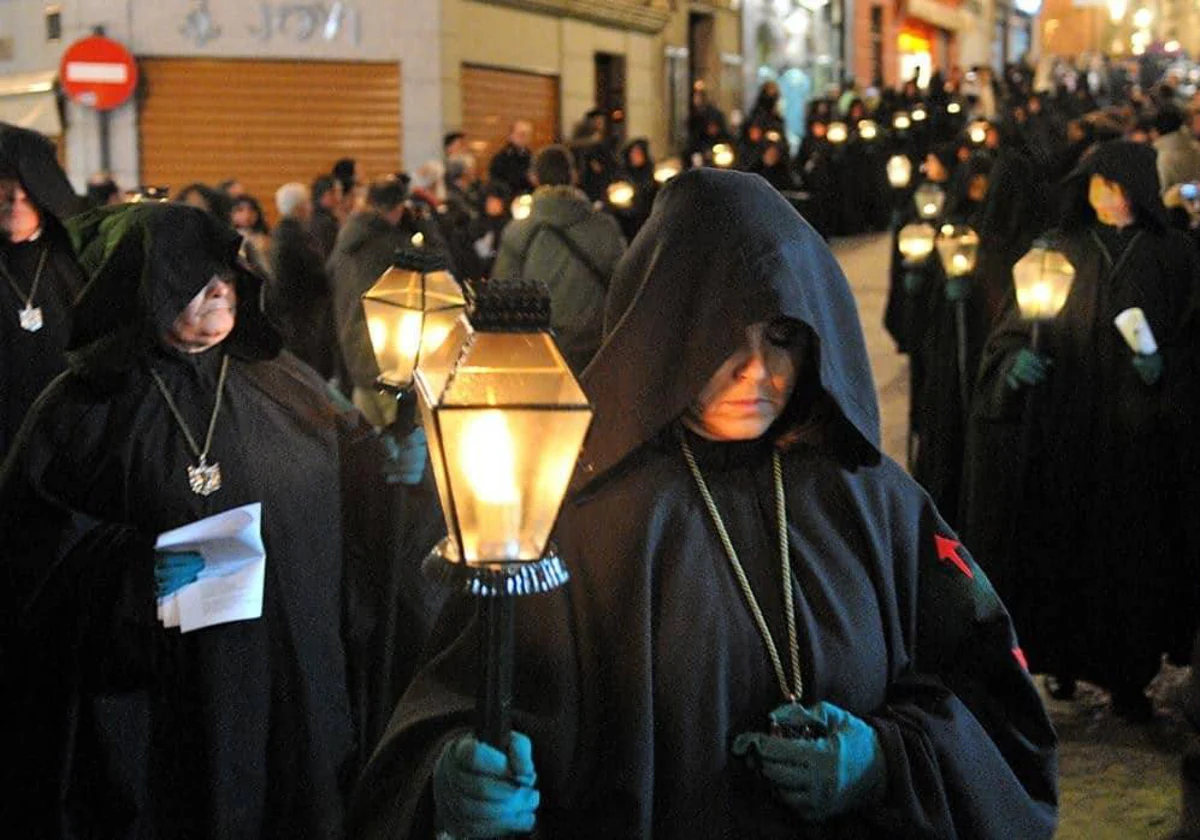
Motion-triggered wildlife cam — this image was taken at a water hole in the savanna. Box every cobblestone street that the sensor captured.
[831,231,1193,839]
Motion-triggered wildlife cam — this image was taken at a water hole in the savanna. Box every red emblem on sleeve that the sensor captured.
[1012,647,1029,671]
[934,535,974,579]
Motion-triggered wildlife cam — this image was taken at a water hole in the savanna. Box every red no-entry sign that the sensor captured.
[59,35,138,111]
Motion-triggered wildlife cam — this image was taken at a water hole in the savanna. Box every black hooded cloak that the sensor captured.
[963,141,1200,694]
[0,122,86,460]
[350,170,1057,839]
[0,203,443,838]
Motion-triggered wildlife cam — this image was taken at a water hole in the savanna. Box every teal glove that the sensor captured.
[1005,348,1051,390]
[433,732,539,838]
[1131,352,1163,385]
[154,550,204,598]
[732,701,886,822]
[903,270,925,295]
[381,425,427,486]
[944,276,970,301]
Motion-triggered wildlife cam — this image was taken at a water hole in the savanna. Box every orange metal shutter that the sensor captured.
[138,58,402,224]
[460,64,559,179]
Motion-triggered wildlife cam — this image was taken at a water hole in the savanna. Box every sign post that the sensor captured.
[58,29,138,171]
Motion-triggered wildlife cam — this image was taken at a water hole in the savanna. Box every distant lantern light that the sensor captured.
[913,182,946,220]
[827,121,849,143]
[897,222,937,266]
[511,193,533,221]
[711,143,736,168]
[654,158,682,184]
[887,154,913,188]
[606,180,635,209]
[968,120,989,145]
[948,102,962,115]
[893,112,912,131]
[912,107,928,122]
[936,225,981,278]
[857,119,879,140]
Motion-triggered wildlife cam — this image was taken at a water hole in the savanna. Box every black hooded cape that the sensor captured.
[0,122,86,461]
[349,170,1057,839]
[963,141,1200,690]
[0,203,443,838]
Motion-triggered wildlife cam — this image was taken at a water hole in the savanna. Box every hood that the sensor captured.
[1063,139,1167,231]
[65,203,280,382]
[622,138,653,172]
[0,122,82,222]
[976,149,1048,254]
[577,168,880,491]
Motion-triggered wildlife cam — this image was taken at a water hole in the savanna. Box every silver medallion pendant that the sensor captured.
[187,458,222,496]
[19,305,43,333]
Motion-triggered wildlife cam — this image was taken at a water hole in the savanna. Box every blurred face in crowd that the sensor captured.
[166,275,237,353]
[923,153,949,183]
[629,145,647,168]
[684,319,804,442]
[811,122,827,139]
[985,126,1001,149]
[485,195,507,217]
[762,145,782,167]
[320,181,343,211]
[1089,175,1135,228]
[446,136,467,158]
[968,173,990,202]
[511,121,533,149]
[230,201,260,231]
[0,180,42,243]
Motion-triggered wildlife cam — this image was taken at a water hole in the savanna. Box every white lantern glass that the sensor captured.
[655,159,681,184]
[898,222,937,265]
[887,155,913,188]
[948,102,962,115]
[607,180,635,208]
[511,193,533,221]
[968,121,989,145]
[827,121,849,144]
[362,261,465,389]
[936,225,981,277]
[858,120,879,140]
[712,143,736,168]
[913,182,946,220]
[416,316,593,565]
[1013,244,1076,320]
[912,107,928,122]
[893,112,912,131]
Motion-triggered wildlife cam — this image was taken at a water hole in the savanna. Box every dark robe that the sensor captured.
[349,169,1058,839]
[488,143,535,197]
[0,203,443,839]
[267,215,339,379]
[0,123,86,461]
[963,141,1200,693]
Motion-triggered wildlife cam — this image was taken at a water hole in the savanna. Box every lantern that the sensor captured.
[417,279,593,746]
[887,155,913,189]
[936,225,980,278]
[912,107,928,122]
[1013,241,1076,323]
[897,222,937,267]
[857,119,879,140]
[827,121,849,144]
[711,143,736,168]
[607,180,635,209]
[968,120,989,145]
[947,102,962,115]
[511,193,533,221]
[892,112,912,131]
[362,249,465,392]
[654,158,682,184]
[913,182,946,220]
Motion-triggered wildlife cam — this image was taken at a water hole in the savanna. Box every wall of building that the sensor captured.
[0,0,438,190]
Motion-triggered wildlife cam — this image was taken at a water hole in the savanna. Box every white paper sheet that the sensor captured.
[155,503,266,633]
[1114,307,1158,355]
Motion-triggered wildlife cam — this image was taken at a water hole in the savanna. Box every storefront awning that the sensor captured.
[0,71,62,138]
[904,0,975,32]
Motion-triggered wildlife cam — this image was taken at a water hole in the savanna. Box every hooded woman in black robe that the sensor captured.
[0,202,444,838]
[0,122,86,461]
[908,152,994,525]
[349,169,1058,839]
[964,140,1200,719]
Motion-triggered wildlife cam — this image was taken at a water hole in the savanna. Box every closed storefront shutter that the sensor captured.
[139,58,402,223]
[461,65,559,178]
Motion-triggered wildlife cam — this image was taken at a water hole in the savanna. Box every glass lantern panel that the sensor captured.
[897,223,936,261]
[936,227,980,277]
[887,155,912,188]
[1013,248,1076,320]
[419,392,462,551]
[441,333,588,408]
[363,297,424,387]
[436,407,593,563]
[415,315,472,405]
[913,184,946,220]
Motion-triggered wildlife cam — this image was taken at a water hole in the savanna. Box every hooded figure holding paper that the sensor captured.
[963,140,1200,720]
[0,202,444,838]
[350,169,1057,840]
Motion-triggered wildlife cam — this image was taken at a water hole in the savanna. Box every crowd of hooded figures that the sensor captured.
[1,56,1200,839]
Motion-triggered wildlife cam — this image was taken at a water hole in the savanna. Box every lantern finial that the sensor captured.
[392,246,448,273]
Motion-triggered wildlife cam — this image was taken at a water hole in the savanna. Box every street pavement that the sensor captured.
[831,231,1193,839]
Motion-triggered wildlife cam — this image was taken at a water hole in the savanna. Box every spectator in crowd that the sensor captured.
[309,174,343,262]
[492,144,626,374]
[1153,104,1200,194]
[230,194,272,279]
[443,131,468,160]
[489,119,536,197]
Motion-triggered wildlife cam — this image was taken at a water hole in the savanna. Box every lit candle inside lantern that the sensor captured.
[952,253,970,274]
[461,410,523,561]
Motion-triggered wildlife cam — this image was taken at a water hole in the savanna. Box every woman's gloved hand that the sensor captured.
[434,732,540,838]
[1005,348,1052,390]
[381,425,428,486]
[732,701,886,822]
[154,550,204,598]
[1131,352,1163,385]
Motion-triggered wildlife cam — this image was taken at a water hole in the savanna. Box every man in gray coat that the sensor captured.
[1153,105,1200,195]
[492,145,626,374]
